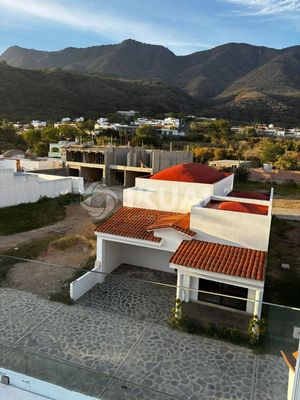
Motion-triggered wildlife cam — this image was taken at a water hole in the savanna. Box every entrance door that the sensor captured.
[198,279,247,311]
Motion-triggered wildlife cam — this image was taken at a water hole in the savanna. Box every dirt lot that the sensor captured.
[1,203,97,298]
[264,218,300,307]
[272,199,300,220]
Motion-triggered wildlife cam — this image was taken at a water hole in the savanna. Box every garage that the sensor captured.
[101,240,174,275]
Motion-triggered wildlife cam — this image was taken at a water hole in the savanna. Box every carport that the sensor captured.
[100,239,174,275]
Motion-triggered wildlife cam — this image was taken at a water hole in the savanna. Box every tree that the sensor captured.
[259,139,285,163]
[0,122,27,153]
[41,126,60,143]
[133,125,160,146]
[58,124,80,140]
[193,147,214,163]
[274,152,300,170]
[22,128,43,154]
[213,148,227,160]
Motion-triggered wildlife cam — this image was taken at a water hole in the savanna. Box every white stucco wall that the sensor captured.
[212,174,234,196]
[190,204,272,251]
[38,177,72,198]
[99,239,173,274]
[123,176,234,213]
[0,159,17,172]
[0,170,83,208]
[0,170,40,207]
[0,368,99,400]
[70,267,103,301]
[20,159,62,171]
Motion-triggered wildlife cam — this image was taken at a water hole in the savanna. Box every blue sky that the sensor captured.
[0,0,299,55]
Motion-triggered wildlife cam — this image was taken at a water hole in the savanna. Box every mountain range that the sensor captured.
[1,39,300,124]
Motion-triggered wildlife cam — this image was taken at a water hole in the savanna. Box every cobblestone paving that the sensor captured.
[77,264,176,322]
[116,324,258,400]
[18,304,147,376]
[78,277,175,322]
[0,286,289,400]
[254,354,290,400]
[0,289,59,344]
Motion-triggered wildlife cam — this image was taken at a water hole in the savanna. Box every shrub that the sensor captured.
[235,166,249,181]
[168,299,197,334]
[206,324,242,343]
[248,315,266,346]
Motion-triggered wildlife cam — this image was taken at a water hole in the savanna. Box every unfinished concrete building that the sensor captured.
[65,145,192,187]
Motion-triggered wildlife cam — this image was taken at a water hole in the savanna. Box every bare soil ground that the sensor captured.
[0,203,95,252]
[2,203,97,297]
[272,199,300,220]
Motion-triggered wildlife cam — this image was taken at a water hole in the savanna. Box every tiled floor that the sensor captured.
[0,276,289,400]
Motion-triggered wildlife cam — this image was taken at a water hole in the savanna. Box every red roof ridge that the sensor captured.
[146,214,196,237]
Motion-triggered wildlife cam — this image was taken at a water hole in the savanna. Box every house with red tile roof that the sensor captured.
[74,163,273,318]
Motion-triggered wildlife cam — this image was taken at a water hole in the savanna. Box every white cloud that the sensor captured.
[0,0,210,54]
[225,0,300,15]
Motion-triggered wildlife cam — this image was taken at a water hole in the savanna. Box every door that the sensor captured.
[198,279,247,311]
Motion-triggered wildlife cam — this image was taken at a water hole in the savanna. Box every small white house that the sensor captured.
[72,163,273,318]
[31,120,47,128]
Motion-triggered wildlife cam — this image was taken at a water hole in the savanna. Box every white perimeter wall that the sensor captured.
[20,159,62,171]
[0,170,84,208]
[123,176,234,212]
[123,177,215,212]
[212,174,234,196]
[70,266,103,301]
[190,206,272,251]
[0,159,17,172]
[0,169,40,207]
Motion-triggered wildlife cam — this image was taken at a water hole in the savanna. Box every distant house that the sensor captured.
[73,163,273,319]
[117,110,138,116]
[31,120,47,128]
[48,141,70,160]
[160,128,185,137]
[209,159,251,169]
[61,117,71,123]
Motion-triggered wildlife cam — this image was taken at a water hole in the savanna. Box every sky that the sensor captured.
[0,0,299,55]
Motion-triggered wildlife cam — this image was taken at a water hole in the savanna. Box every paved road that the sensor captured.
[0,286,288,400]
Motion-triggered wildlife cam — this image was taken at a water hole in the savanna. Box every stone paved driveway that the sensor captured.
[0,285,288,400]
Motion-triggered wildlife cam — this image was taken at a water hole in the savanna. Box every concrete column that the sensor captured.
[253,289,263,318]
[182,275,191,302]
[176,273,184,301]
[246,289,256,314]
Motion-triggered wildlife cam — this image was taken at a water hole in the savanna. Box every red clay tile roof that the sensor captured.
[150,163,230,184]
[170,240,267,280]
[206,200,269,215]
[146,214,196,237]
[229,191,270,201]
[95,207,193,241]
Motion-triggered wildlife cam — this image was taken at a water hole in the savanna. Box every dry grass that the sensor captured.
[50,234,94,251]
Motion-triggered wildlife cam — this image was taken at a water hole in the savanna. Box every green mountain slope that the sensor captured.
[0,62,197,121]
